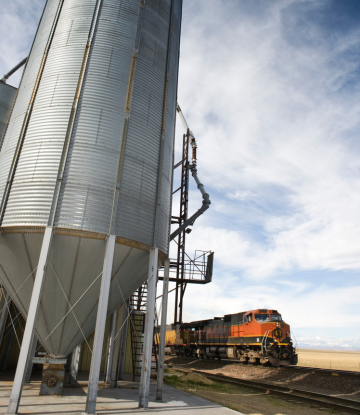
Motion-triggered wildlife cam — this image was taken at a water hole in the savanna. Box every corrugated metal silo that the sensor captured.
[0,0,182,360]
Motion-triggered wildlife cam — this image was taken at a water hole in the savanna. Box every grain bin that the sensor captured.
[0,0,182,360]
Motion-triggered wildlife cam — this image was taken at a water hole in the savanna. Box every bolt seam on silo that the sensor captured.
[166,2,183,253]
[0,0,65,227]
[152,0,175,250]
[47,0,104,228]
[108,0,145,236]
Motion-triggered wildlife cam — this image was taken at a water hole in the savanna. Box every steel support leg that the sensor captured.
[118,300,129,381]
[105,311,116,383]
[0,290,10,348]
[6,226,53,415]
[83,234,115,415]
[156,259,170,401]
[24,335,37,383]
[109,304,125,387]
[139,247,158,409]
[69,343,82,385]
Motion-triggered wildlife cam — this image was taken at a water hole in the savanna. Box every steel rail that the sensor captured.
[166,356,360,377]
[170,366,360,414]
[281,364,360,378]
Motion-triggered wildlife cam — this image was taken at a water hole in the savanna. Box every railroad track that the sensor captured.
[282,365,360,378]
[165,356,360,378]
[169,365,360,414]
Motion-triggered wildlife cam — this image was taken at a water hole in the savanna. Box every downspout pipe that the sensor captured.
[170,163,210,241]
[0,57,28,83]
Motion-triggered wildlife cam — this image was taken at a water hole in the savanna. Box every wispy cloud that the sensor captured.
[170,0,360,346]
[0,0,45,86]
[1,0,359,348]
[176,0,360,277]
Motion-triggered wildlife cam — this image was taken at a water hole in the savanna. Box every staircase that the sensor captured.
[129,284,147,381]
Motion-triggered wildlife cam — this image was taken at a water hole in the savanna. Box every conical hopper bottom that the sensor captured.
[0,230,154,357]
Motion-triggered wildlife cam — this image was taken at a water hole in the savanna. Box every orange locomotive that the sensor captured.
[165,309,297,366]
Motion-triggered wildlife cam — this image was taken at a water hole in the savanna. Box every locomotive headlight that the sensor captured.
[276,323,279,327]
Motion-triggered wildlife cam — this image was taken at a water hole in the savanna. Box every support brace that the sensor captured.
[83,234,115,415]
[156,259,170,401]
[69,343,82,385]
[109,305,125,387]
[105,311,116,383]
[6,226,53,415]
[24,335,37,383]
[118,300,129,381]
[139,248,158,408]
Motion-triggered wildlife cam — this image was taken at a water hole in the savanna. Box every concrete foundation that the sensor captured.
[0,375,243,415]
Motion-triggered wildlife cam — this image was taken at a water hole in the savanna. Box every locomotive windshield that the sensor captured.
[271,314,282,321]
[255,313,269,322]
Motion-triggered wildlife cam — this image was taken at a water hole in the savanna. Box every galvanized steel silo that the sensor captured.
[0,0,182,358]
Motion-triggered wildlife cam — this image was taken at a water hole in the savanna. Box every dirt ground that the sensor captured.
[164,356,360,403]
[298,349,360,371]
[164,371,342,415]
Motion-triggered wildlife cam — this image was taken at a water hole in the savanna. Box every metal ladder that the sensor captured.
[261,330,273,357]
[129,283,147,381]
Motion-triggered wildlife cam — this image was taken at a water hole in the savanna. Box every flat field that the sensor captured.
[297,348,360,371]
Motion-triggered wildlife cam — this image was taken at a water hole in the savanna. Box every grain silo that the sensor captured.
[0,0,182,412]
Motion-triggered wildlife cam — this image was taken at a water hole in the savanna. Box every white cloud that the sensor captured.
[0,0,45,86]
[1,0,360,347]
[176,0,360,279]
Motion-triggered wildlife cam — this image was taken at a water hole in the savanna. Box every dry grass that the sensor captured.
[297,348,360,371]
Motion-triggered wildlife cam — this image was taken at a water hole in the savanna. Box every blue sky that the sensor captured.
[1,0,360,350]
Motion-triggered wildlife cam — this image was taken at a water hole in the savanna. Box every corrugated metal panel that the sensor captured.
[154,0,182,253]
[54,0,141,234]
[115,0,173,247]
[0,0,61,208]
[0,83,17,150]
[1,0,182,250]
[2,0,96,227]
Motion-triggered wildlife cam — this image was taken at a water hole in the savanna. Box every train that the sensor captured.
[164,308,298,366]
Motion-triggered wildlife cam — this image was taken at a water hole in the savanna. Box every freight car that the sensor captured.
[164,309,298,366]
